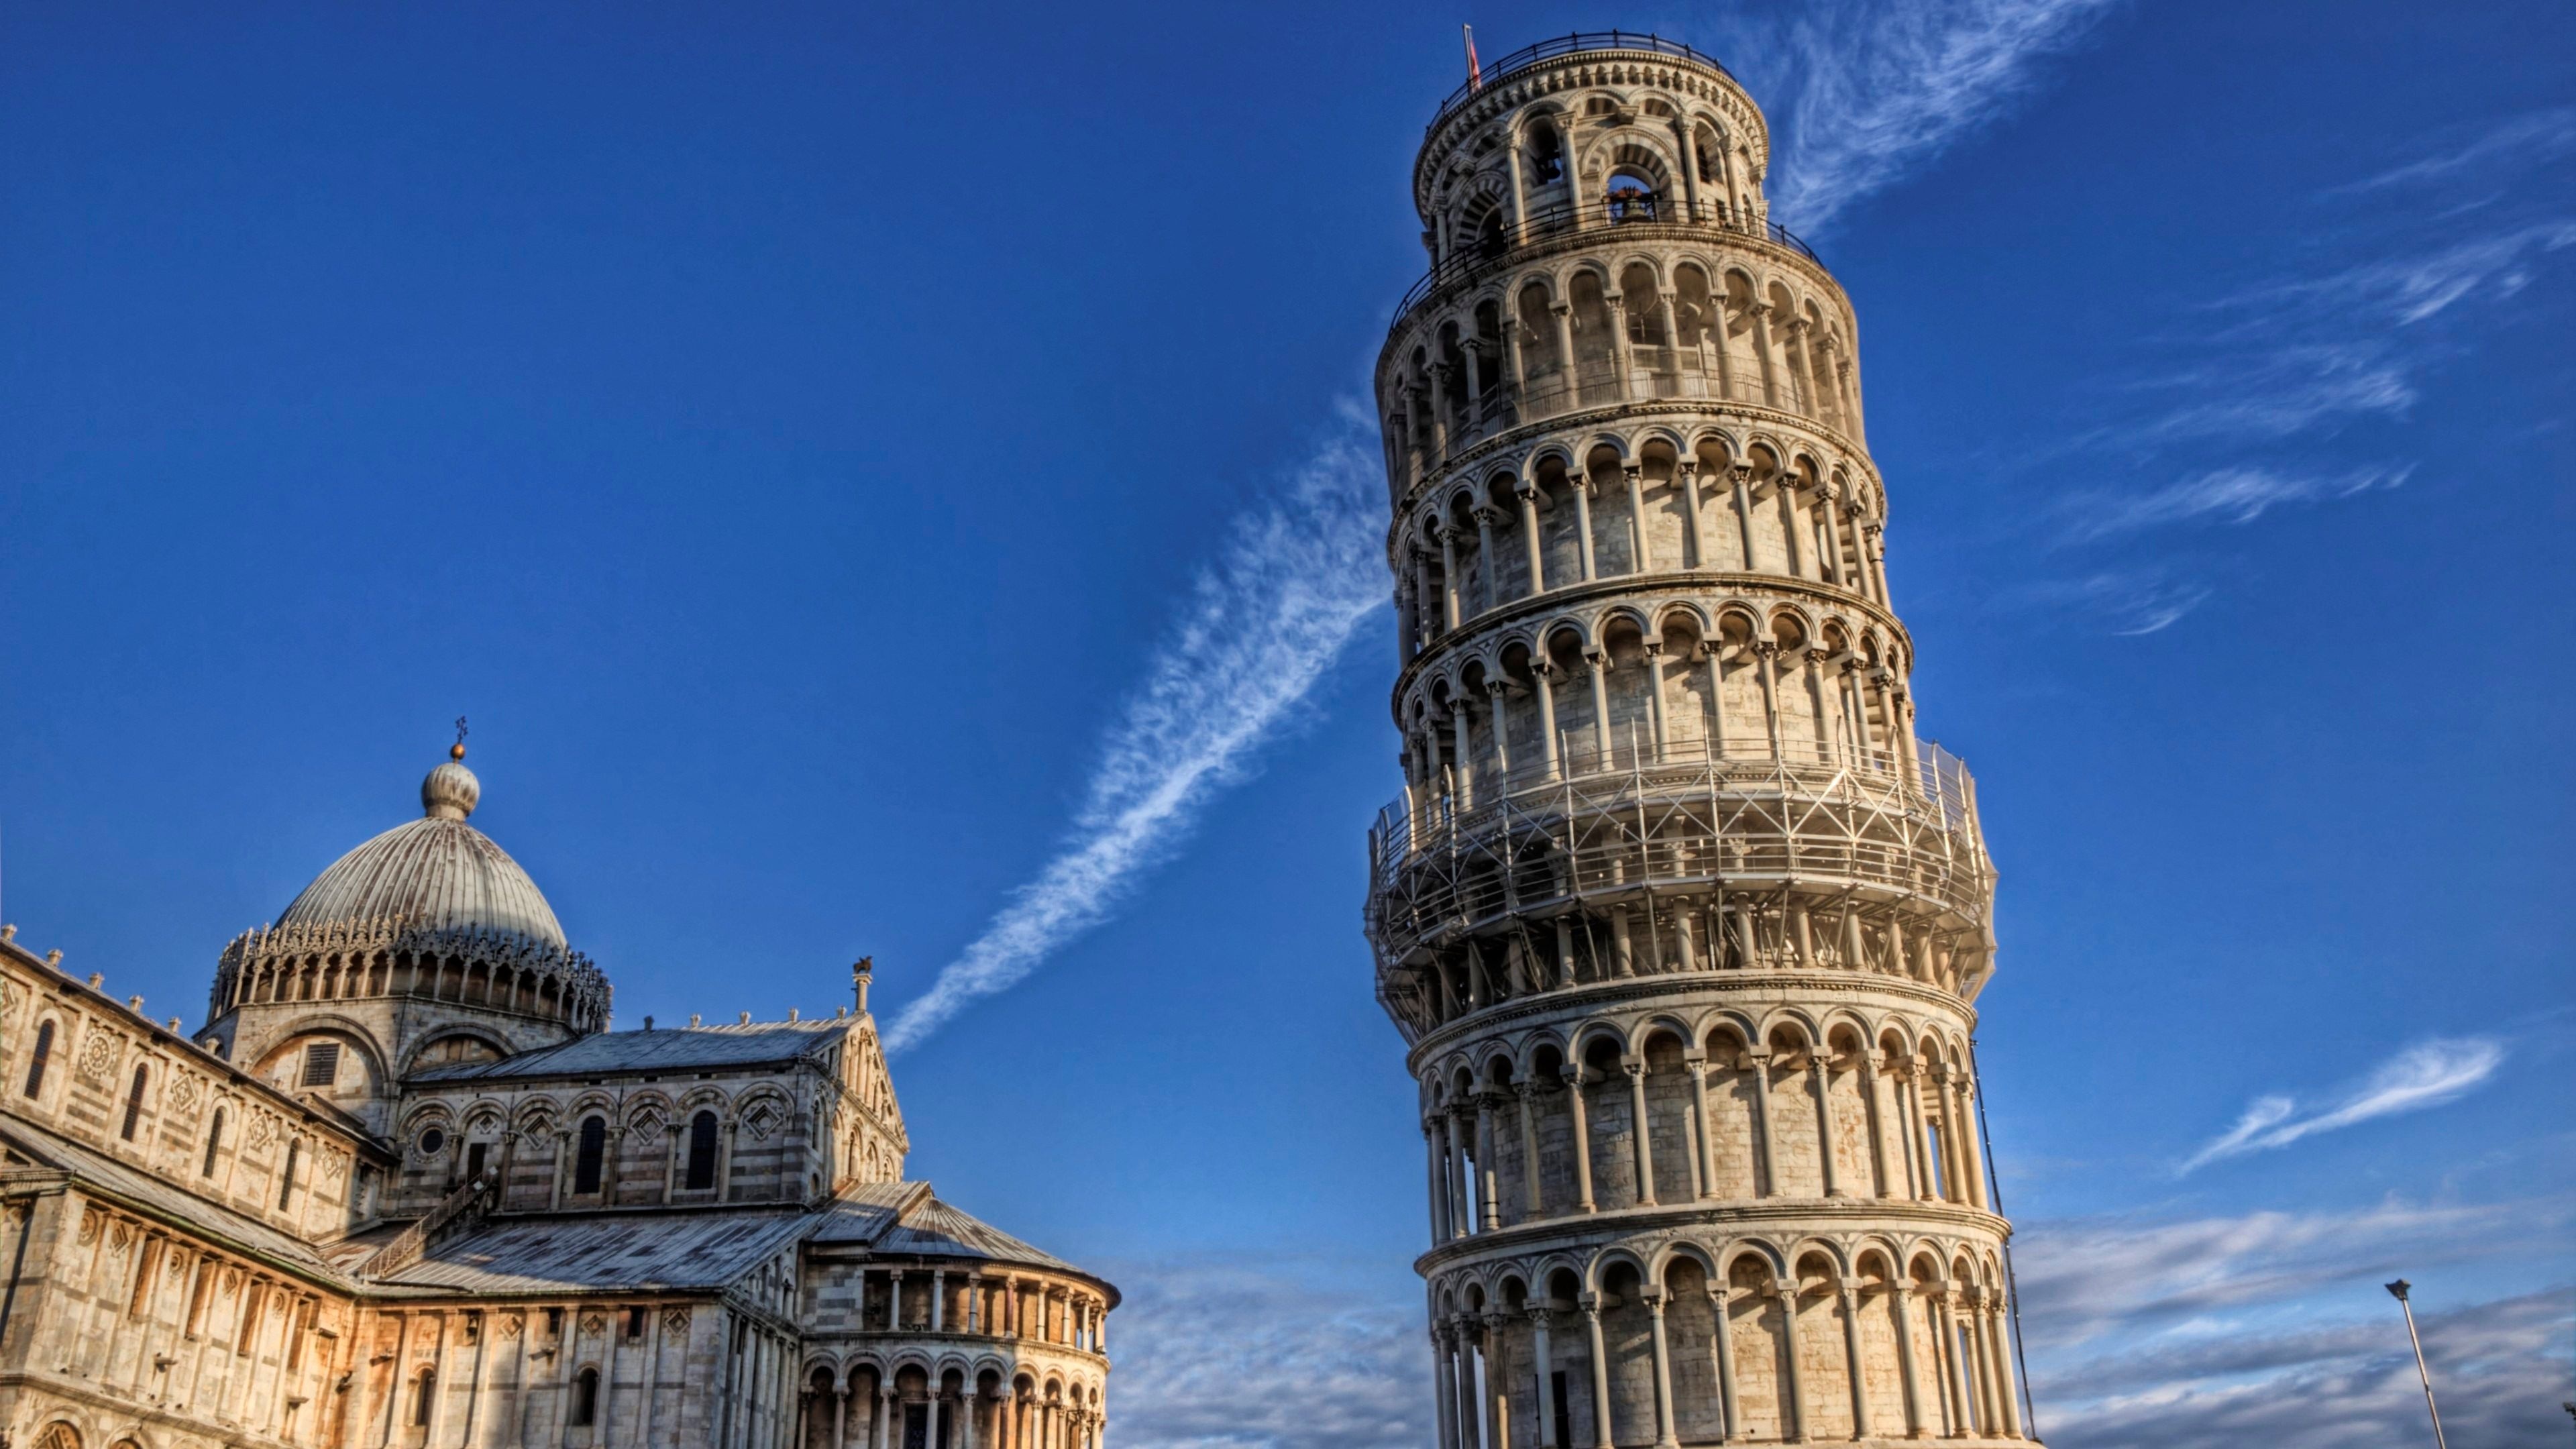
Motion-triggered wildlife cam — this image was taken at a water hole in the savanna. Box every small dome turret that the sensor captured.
[423,744,481,821]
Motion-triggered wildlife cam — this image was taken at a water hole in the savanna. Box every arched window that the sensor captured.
[278,1139,299,1210]
[203,1108,226,1177]
[685,1111,720,1191]
[572,1115,608,1195]
[1525,122,1564,184]
[413,1368,437,1426]
[570,1366,600,1426]
[1605,170,1660,221]
[120,1065,148,1141]
[23,1022,52,1098]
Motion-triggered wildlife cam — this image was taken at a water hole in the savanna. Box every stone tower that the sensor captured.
[1365,34,2033,1448]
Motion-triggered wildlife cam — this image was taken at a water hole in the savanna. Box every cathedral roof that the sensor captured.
[0,1116,349,1287]
[378,1203,826,1295]
[372,1181,1103,1299]
[406,1019,849,1081]
[810,1181,1094,1283]
[274,749,566,951]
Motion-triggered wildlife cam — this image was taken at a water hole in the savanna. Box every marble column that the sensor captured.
[1625,1058,1658,1206]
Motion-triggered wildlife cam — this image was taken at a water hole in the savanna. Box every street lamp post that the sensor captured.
[2383,1280,2447,1449]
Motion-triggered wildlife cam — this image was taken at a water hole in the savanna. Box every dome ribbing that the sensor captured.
[276,758,564,949]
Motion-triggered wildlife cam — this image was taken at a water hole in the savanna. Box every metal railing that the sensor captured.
[1376,734,1979,860]
[1391,197,1820,333]
[1363,735,1990,970]
[1427,32,1735,135]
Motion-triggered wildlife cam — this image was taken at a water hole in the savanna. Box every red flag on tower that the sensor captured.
[1464,24,1483,90]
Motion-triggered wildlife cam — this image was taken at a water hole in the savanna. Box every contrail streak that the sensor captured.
[883,407,1387,1052]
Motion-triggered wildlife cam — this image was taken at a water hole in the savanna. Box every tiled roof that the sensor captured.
[380,1206,822,1295]
[810,1183,1083,1275]
[0,1116,345,1285]
[408,1020,849,1081]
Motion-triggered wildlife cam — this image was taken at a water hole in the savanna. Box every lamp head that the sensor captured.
[2383,1279,2411,1301]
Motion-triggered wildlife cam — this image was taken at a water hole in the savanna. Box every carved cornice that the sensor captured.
[1390,570,1911,716]
[1412,1195,2015,1277]
[1402,971,1982,1077]
[1389,397,1884,546]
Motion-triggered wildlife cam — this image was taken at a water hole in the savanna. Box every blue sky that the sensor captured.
[2,1,2569,1445]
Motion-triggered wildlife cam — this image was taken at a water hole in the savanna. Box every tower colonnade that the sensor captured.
[1366,33,2033,1447]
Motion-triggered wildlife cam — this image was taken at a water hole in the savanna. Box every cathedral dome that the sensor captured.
[276,753,566,951]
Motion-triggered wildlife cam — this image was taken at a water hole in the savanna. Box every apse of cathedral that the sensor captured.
[0,747,1112,1449]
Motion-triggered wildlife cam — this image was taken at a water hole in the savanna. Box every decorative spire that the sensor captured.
[853,956,873,1015]
[423,723,481,821]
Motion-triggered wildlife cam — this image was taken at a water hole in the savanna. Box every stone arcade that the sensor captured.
[0,748,1113,1449]
[1366,34,2037,1448]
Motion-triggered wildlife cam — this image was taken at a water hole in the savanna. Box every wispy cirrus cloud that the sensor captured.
[1104,1256,1428,1449]
[2026,110,2575,629]
[2332,106,2576,195]
[2015,1195,2552,1345]
[2061,463,2413,543]
[2178,1036,2508,1175]
[2004,568,2209,635]
[1724,0,2125,234]
[2041,1286,2574,1449]
[881,410,1385,1051]
[2014,1193,2576,1446]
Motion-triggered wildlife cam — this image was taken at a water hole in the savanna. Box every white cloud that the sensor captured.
[2121,343,2418,445]
[2023,142,2575,634]
[2006,568,2211,635]
[1102,1256,1430,1449]
[2239,221,2576,328]
[2039,1286,2575,1449]
[2009,1191,2576,1444]
[881,408,1387,1051]
[2063,463,2412,541]
[2179,1037,2508,1175]
[2012,1197,2542,1345]
[1744,0,2124,233]
[2333,107,2576,195]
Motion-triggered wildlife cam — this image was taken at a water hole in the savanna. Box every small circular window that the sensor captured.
[419,1128,447,1159]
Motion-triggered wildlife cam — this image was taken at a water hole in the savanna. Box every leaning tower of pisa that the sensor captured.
[1365,34,2034,1448]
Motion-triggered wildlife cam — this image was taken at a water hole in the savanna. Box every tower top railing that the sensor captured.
[1426,32,1736,136]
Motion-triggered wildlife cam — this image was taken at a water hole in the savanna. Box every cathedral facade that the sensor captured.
[0,749,1112,1449]
[1366,34,2035,1448]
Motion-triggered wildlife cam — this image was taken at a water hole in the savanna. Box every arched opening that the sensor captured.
[1566,272,1617,403]
[23,1021,52,1099]
[573,1115,608,1195]
[413,1367,437,1426]
[120,1065,148,1142]
[1606,168,1660,221]
[686,1110,721,1191]
[1525,121,1564,186]
[570,1366,600,1426]
[1516,282,1564,413]
[203,1108,227,1177]
[278,1139,300,1210]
